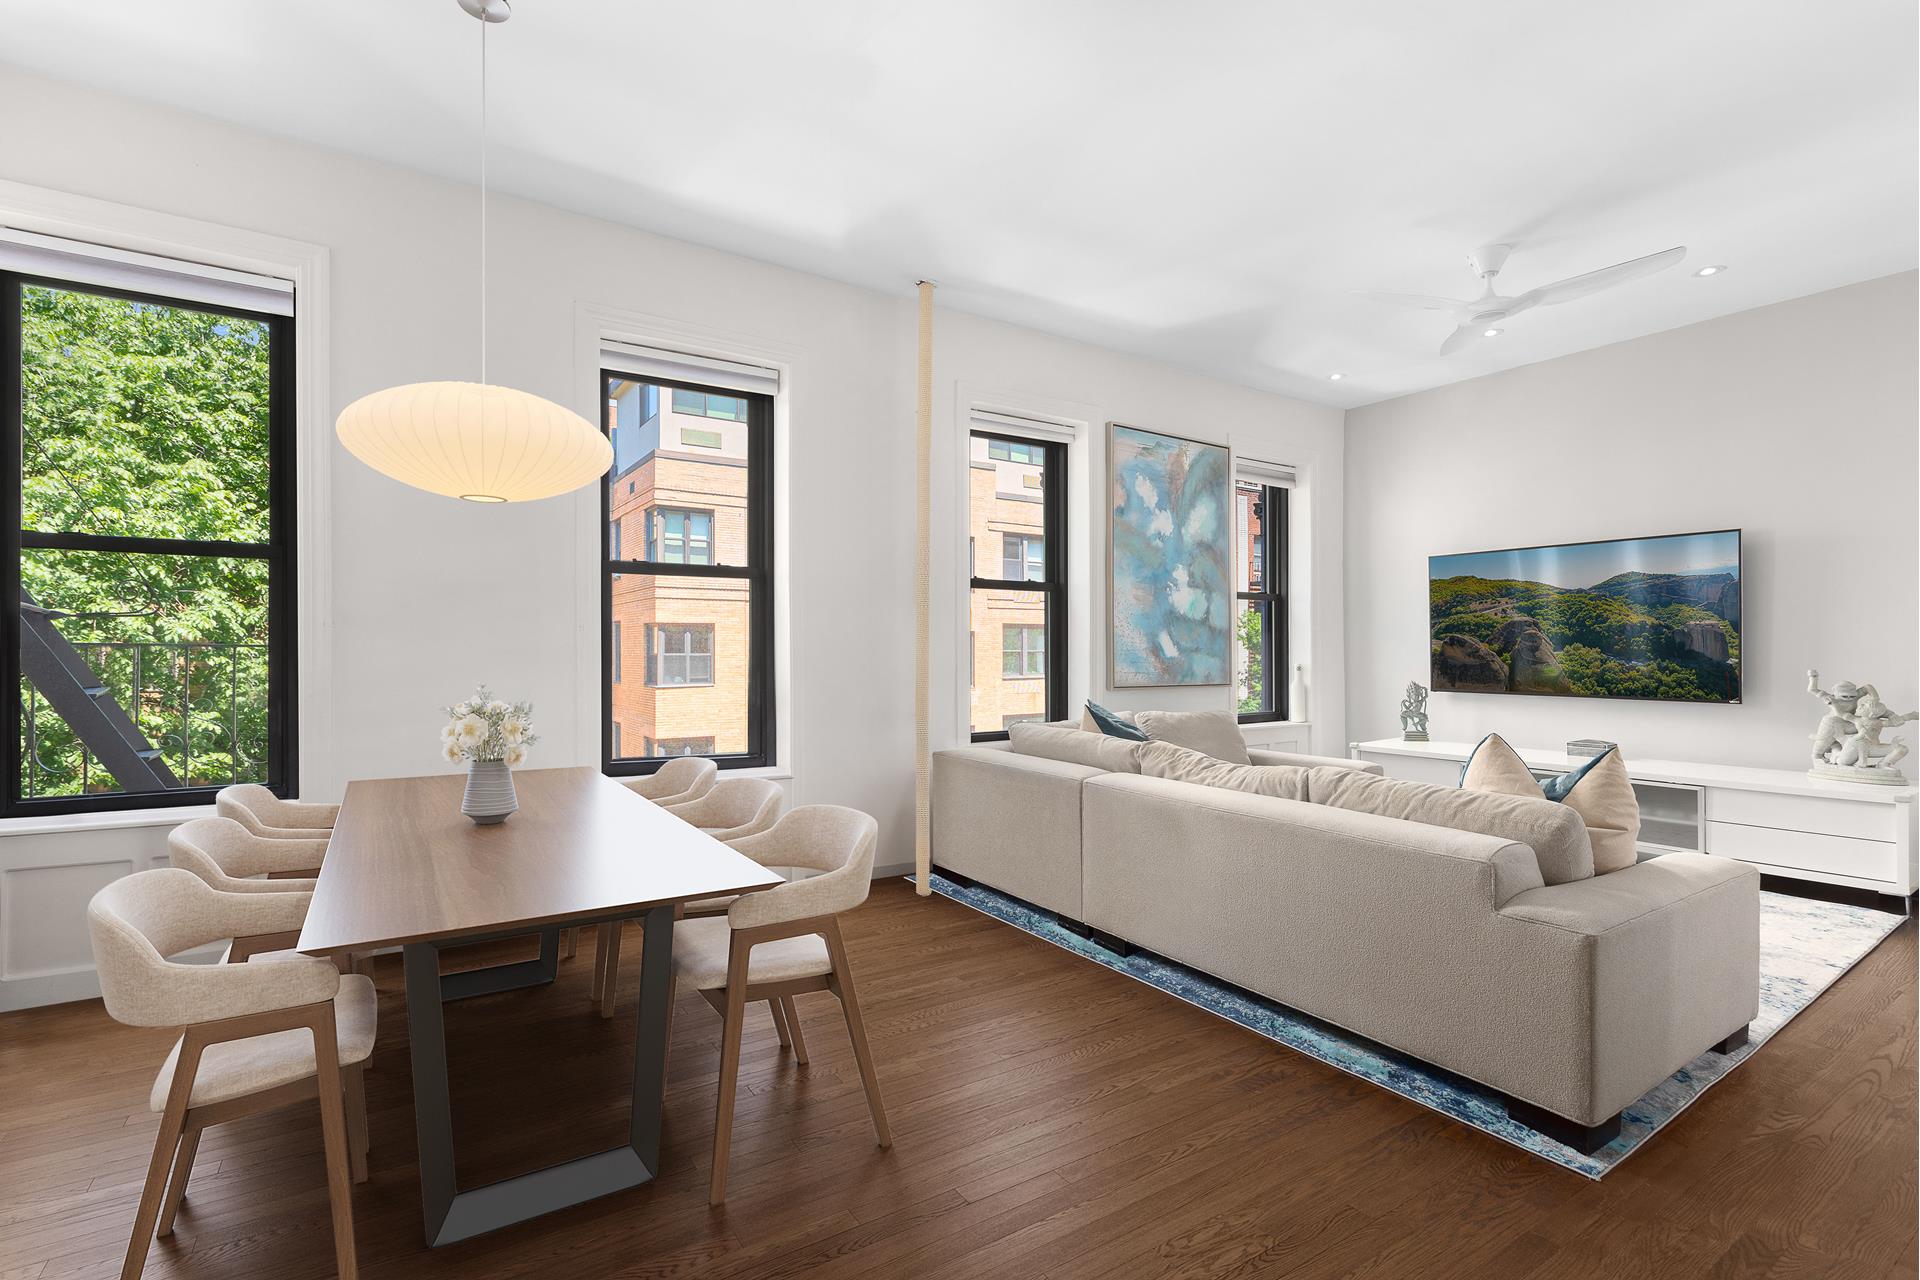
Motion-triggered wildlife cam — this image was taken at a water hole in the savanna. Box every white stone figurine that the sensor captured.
[1399,681,1429,742]
[1807,669,1918,784]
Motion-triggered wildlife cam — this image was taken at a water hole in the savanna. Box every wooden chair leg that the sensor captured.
[709,940,751,1205]
[123,1043,200,1280]
[599,922,625,1019]
[769,997,791,1047]
[779,995,810,1066]
[343,1064,370,1184]
[825,920,890,1148]
[562,927,577,960]
[156,1123,202,1237]
[310,1008,360,1280]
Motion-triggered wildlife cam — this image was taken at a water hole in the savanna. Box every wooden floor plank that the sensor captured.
[0,881,1910,1279]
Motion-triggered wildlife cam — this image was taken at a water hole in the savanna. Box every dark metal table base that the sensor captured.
[402,906,674,1246]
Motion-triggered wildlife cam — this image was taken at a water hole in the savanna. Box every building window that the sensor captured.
[1002,625,1045,678]
[647,623,714,687]
[647,735,714,757]
[3,271,296,815]
[1234,480,1288,722]
[671,388,748,421]
[612,722,621,756]
[611,620,622,683]
[968,431,1066,741]
[1000,533,1044,583]
[646,506,713,565]
[603,372,772,772]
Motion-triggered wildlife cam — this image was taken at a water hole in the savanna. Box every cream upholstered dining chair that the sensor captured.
[167,816,337,962]
[623,755,717,808]
[668,805,890,1204]
[591,777,786,1015]
[170,816,327,892]
[660,776,783,840]
[87,869,373,1280]
[216,783,339,840]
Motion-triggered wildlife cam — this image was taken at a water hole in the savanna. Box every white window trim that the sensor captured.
[573,303,798,785]
[0,178,333,818]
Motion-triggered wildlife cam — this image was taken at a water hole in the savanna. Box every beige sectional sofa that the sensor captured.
[930,734,1760,1153]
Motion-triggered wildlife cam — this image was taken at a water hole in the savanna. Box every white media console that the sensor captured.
[1350,738,1918,903]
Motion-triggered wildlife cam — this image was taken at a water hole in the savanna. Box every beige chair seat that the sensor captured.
[150,974,377,1112]
[672,916,830,991]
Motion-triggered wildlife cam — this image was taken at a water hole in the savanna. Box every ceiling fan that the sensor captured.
[1362,242,1687,356]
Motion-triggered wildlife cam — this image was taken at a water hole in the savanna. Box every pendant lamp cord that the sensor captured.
[479,12,488,386]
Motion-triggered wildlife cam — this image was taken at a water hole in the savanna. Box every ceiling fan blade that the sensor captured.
[1438,324,1481,356]
[1521,246,1687,308]
[1358,291,1466,311]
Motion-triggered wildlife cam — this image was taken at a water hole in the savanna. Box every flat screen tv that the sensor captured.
[1428,529,1741,704]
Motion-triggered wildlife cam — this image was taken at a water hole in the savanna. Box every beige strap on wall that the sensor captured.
[914,281,935,895]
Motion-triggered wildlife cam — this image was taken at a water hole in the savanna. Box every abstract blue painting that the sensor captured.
[1109,424,1231,686]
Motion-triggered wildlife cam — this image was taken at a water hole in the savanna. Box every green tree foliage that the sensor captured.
[1430,572,1738,703]
[1235,605,1263,713]
[17,285,273,797]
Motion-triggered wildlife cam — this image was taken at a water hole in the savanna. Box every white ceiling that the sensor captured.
[2,0,1913,408]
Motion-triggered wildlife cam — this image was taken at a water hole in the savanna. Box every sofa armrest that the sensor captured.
[931,747,1100,917]
[1499,853,1760,1122]
[1248,748,1382,774]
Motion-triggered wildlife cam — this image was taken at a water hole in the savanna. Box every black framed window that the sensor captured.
[3,271,296,816]
[969,430,1066,740]
[1234,480,1288,723]
[603,370,771,774]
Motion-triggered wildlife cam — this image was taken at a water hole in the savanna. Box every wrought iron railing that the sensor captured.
[21,640,269,798]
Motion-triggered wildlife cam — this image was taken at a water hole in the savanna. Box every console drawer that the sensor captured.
[1706,820,1897,882]
[1708,788,1896,842]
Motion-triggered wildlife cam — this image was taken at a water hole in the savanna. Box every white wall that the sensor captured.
[927,311,1346,756]
[1344,272,1919,769]
[0,71,1344,1004]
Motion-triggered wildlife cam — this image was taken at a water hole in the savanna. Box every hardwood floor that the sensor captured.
[2,879,1913,1279]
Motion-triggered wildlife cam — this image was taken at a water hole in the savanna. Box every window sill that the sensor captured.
[0,802,215,838]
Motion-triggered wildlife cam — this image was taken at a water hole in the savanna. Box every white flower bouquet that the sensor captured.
[439,686,538,769]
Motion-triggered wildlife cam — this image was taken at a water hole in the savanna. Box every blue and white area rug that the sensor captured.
[919,874,1903,1179]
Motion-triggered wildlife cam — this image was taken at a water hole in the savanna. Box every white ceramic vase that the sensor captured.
[461,758,518,824]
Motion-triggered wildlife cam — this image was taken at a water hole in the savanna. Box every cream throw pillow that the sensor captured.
[1007,722,1140,773]
[1460,733,1640,875]
[1130,709,1252,765]
[1308,766,1594,885]
[1134,740,1310,800]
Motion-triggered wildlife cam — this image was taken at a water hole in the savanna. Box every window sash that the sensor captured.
[1234,482,1288,723]
[2,268,297,817]
[969,430,1067,741]
[602,370,772,772]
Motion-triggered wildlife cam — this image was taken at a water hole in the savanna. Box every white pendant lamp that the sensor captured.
[334,0,611,504]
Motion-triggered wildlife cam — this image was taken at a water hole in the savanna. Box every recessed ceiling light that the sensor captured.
[1482,328,1503,338]
[1328,372,1345,381]
[1693,265,1727,277]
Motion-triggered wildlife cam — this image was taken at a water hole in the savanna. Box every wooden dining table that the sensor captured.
[296,766,782,1247]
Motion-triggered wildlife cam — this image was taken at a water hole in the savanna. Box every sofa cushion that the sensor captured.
[1134,740,1310,800]
[1082,701,1149,740]
[1462,734,1641,875]
[1131,709,1251,764]
[1008,722,1140,773]
[1307,766,1595,885]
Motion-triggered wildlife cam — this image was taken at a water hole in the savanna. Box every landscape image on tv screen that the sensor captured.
[1429,529,1741,704]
